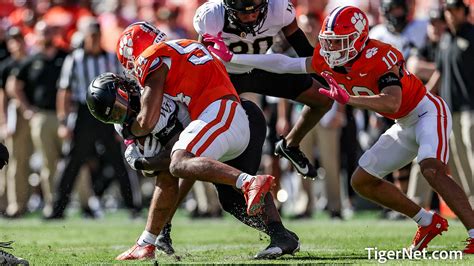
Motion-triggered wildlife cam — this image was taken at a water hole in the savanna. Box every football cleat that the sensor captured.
[115,243,155,260]
[274,137,317,178]
[254,229,300,259]
[156,223,175,255]
[410,213,448,251]
[242,175,275,216]
[463,238,474,254]
[0,249,29,265]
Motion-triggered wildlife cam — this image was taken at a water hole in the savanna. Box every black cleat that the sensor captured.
[0,242,29,265]
[274,137,317,178]
[156,223,175,255]
[254,229,300,259]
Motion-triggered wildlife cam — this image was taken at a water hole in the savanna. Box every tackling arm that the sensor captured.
[130,65,168,136]
[203,33,314,74]
[231,53,313,74]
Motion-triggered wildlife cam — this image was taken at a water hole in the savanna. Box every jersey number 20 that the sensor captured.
[167,40,213,65]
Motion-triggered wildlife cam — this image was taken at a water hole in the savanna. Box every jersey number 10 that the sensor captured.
[382,50,398,70]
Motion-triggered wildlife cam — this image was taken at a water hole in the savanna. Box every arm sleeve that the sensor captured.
[286,28,314,57]
[231,53,308,74]
[279,0,313,57]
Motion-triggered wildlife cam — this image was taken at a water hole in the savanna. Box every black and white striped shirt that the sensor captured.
[58,49,122,104]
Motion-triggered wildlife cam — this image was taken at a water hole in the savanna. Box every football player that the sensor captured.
[193,0,333,178]
[114,22,276,218]
[86,72,300,260]
[205,5,474,253]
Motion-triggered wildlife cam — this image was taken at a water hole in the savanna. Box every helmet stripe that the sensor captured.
[326,6,348,31]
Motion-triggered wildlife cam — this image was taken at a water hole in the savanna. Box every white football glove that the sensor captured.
[142,136,161,157]
[124,143,143,170]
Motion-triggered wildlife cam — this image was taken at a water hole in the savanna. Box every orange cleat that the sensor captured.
[410,213,448,251]
[115,243,155,260]
[463,238,474,254]
[242,175,275,216]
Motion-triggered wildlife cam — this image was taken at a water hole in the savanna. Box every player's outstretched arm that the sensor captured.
[204,33,314,74]
[233,53,312,74]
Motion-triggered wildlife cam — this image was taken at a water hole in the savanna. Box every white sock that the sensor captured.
[412,209,433,227]
[137,230,157,246]
[468,229,474,239]
[236,173,253,189]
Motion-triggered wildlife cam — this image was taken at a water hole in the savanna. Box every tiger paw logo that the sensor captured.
[365,47,378,58]
[118,34,134,60]
[351,13,367,33]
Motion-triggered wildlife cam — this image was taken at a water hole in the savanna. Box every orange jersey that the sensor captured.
[312,39,426,120]
[135,39,238,119]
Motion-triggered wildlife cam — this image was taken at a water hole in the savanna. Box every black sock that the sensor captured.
[266,221,286,237]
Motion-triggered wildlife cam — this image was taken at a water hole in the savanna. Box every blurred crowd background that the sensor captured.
[0,0,473,222]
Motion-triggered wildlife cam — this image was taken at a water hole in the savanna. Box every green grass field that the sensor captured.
[0,211,473,264]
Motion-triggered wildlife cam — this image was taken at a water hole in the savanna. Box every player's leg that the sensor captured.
[231,71,331,178]
[116,171,179,260]
[155,178,195,255]
[353,120,449,250]
[420,158,474,229]
[221,99,299,258]
[169,99,274,215]
[416,94,474,252]
[351,168,421,218]
[352,122,420,214]
[275,78,332,178]
[287,78,333,147]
